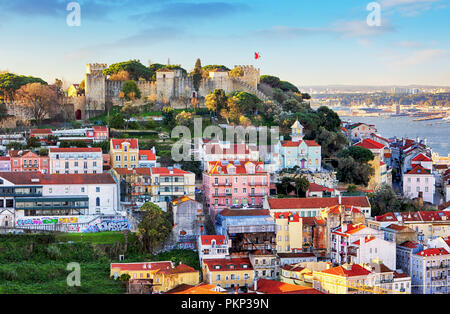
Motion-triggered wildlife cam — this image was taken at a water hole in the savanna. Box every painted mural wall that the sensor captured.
[15,215,129,233]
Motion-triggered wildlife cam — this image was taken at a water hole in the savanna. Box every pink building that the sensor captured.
[9,150,49,174]
[49,147,103,174]
[202,160,270,220]
[87,126,109,142]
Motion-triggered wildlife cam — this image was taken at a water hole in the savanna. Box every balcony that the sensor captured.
[213,182,232,187]
[248,193,265,197]
[248,182,267,186]
[213,193,232,197]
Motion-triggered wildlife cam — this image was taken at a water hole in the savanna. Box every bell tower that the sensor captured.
[290,120,304,142]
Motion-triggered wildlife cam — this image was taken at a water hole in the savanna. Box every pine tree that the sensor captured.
[192,58,203,92]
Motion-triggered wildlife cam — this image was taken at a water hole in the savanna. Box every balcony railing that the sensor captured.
[213,183,232,186]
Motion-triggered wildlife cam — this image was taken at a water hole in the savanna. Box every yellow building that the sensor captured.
[110,138,139,169]
[202,257,254,289]
[280,264,312,286]
[110,261,173,280]
[66,84,80,98]
[153,264,200,293]
[110,261,199,293]
[313,263,373,294]
[272,212,303,253]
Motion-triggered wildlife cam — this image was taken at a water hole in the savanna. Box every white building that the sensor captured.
[330,223,385,266]
[348,236,396,271]
[197,235,231,262]
[403,164,435,204]
[49,147,103,174]
[0,172,120,230]
[411,247,449,294]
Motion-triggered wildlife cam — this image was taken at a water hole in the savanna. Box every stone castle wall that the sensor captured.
[84,64,266,115]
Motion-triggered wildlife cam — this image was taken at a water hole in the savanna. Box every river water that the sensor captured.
[340,115,450,156]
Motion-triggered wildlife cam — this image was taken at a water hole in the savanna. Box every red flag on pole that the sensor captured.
[254,52,261,60]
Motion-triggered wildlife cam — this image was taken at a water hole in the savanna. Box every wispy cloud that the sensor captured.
[252,19,395,42]
[380,0,443,16]
[381,48,450,68]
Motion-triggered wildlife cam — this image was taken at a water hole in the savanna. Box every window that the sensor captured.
[96,197,100,207]
[96,187,100,192]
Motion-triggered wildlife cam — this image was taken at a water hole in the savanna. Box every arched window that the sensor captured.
[96,197,100,207]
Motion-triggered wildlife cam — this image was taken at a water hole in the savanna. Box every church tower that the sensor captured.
[290,120,304,142]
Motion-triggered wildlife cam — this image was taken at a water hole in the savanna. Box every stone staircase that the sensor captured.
[232,78,279,105]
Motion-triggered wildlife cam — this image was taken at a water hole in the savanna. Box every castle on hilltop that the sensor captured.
[78,63,269,120]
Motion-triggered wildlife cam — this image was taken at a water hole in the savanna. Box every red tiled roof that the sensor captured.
[255,278,323,294]
[0,156,10,161]
[412,153,432,162]
[281,141,300,147]
[393,271,408,279]
[111,138,138,149]
[405,164,431,175]
[30,129,52,135]
[156,263,197,275]
[375,212,398,222]
[327,205,362,215]
[207,160,266,175]
[8,150,37,158]
[267,196,370,210]
[92,126,108,132]
[352,236,376,245]
[416,248,449,257]
[400,241,419,249]
[384,153,392,158]
[203,258,253,272]
[49,147,102,153]
[110,261,172,271]
[333,223,366,236]
[151,167,189,175]
[200,235,227,245]
[385,224,408,231]
[281,264,305,272]
[274,212,300,222]
[307,182,334,193]
[354,138,385,150]
[304,140,320,147]
[114,168,151,176]
[139,150,156,161]
[0,172,116,185]
[321,264,371,277]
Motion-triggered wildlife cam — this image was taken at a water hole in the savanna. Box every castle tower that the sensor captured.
[85,63,107,118]
[290,120,304,142]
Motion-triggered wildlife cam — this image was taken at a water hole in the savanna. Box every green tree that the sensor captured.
[205,89,227,116]
[162,106,175,128]
[336,156,374,186]
[317,106,341,132]
[369,184,405,216]
[137,202,172,253]
[294,175,310,197]
[103,60,154,81]
[92,140,110,153]
[0,73,47,102]
[109,113,125,129]
[38,148,49,156]
[27,136,41,149]
[338,146,374,163]
[120,80,141,101]
[260,75,281,88]
[277,176,294,195]
[192,58,203,92]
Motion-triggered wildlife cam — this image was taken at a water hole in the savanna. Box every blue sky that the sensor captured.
[0,0,449,87]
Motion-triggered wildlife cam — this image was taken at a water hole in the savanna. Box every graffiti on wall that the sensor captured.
[16,216,79,226]
[83,219,129,233]
[15,215,129,233]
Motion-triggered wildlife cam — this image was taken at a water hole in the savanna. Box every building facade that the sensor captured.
[49,147,103,174]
